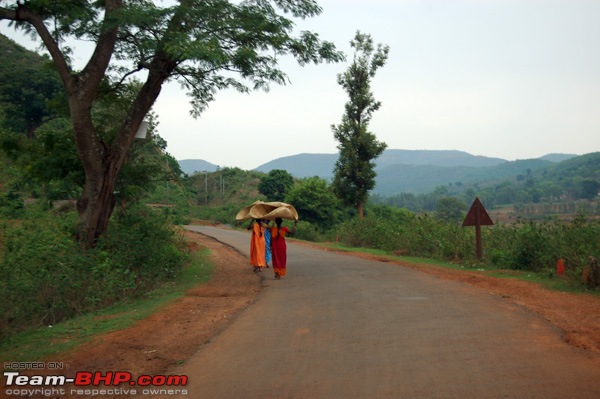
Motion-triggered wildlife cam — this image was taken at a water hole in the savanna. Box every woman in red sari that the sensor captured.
[270,218,297,279]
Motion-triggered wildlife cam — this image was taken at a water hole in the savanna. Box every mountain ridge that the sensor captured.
[178,149,580,195]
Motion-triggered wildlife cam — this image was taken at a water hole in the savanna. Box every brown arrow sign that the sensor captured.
[462,197,494,259]
[462,197,494,227]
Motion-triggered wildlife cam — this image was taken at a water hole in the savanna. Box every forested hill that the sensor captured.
[0,34,64,137]
[545,152,600,181]
[178,150,594,196]
[253,149,509,179]
[178,159,220,174]
[251,150,584,195]
[374,158,551,195]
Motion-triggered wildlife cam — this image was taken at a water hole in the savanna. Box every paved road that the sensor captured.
[177,225,600,399]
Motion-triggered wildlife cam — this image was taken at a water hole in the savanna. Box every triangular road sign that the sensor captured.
[462,197,494,227]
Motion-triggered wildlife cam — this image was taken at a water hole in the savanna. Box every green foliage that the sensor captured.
[0,189,24,218]
[1,0,345,244]
[376,153,600,212]
[0,249,212,362]
[0,35,65,136]
[337,205,415,252]
[332,32,388,213]
[2,1,344,116]
[97,205,189,291]
[500,222,554,271]
[580,179,600,200]
[486,215,600,273]
[285,176,343,227]
[18,120,84,199]
[0,105,173,204]
[258,169,294,201]
[0,204,188,339]
[192,202,242,226]
[292,220,329,242]
[334,204,600,284]
[435,197,468,224]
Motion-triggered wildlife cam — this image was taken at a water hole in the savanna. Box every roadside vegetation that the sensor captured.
[178,167,600,294]
[0,247,212,361]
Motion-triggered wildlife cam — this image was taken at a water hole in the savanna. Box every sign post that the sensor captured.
[462,197,494,259]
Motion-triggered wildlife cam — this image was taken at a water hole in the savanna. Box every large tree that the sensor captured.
[258,169,294,201]
[285,176,341,226]
[0,0,343,245]
[331,31,388,219]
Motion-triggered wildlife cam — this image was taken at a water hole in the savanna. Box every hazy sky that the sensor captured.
[3,0,600,170]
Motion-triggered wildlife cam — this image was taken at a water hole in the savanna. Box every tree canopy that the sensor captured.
[0,0,344,244]
[285,176,342,226]
[258,169,294,201]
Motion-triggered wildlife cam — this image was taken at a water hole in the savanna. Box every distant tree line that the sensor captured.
[374,154,600,217]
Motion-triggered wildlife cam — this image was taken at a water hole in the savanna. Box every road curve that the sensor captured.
[175,225,600,399]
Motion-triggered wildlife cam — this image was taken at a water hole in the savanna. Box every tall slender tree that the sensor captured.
[0,0,343,245]
[332,31,388,219]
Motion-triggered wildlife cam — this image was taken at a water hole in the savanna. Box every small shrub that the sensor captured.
[293,221,325,242]
[0,204,188,339]
[96,205,189,292]
[0,189,24,218]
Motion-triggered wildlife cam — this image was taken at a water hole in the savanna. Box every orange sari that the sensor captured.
[250,222,266,268]
[270,226,289,278]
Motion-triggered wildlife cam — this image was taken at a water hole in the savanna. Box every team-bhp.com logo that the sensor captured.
[4,370,189,396]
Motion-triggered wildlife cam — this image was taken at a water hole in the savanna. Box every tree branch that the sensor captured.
[77,0,122,98]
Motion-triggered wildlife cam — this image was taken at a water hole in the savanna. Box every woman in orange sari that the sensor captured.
[247,219,266,272]
[270,218,297,279]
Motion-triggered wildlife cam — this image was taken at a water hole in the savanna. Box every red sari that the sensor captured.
[270,226,289,278]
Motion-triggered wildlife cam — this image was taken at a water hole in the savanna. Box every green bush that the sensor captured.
[485,216,600,273]
[293,220,326,242]
[0,208,90,334]
[0,204,188,339]
[333,207,600,277]
[0,189,24,218]
[555,215,600,272]
[97,205,188,291]
[193,203,243,226]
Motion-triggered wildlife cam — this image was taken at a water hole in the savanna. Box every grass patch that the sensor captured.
[0,247,213,362]
[484,268,600,296]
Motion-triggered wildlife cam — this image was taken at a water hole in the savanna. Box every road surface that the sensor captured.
[175,225,600,399]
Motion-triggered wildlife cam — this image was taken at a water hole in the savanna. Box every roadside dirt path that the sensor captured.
[56,228,600,398]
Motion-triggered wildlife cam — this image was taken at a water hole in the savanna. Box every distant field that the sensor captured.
[490,201,600,224]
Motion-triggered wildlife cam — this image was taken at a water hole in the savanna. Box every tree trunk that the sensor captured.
[357,201,364,219]
[76,154,120,245]
[73,56,175,246]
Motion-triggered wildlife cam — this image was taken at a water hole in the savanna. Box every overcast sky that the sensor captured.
[3,0,600,170]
